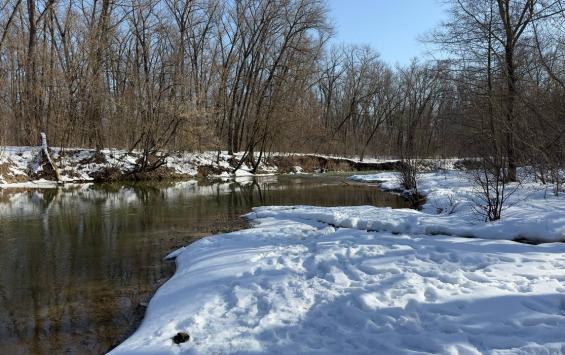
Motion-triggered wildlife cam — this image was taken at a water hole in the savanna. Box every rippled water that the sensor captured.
[0,174,408,354]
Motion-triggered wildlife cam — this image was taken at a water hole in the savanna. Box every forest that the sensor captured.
[0,0,564,180]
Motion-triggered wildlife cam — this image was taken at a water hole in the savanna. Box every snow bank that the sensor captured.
[0,147,278,187]
[111,212,565,354]
[347,171,565,243]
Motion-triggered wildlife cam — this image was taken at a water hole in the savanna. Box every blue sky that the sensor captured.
[327,0,448,65]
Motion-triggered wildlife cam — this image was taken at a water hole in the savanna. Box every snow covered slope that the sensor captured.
[111,207,565,354]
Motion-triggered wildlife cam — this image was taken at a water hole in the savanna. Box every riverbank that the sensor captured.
[0,145,460,188]
[111,169,565,354]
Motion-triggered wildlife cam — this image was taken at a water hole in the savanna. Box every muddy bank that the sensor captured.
[267,155,406,173]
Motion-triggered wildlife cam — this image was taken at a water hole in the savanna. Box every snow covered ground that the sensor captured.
[111,170,565,354]
[348,170,565,243]
[111,208,565,354]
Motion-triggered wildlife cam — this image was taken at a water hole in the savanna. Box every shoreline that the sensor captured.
[112,172,563,354]
[0,146,466,188]
[107,215,250,353]
[110,182,565,353]
[102,175,410,354]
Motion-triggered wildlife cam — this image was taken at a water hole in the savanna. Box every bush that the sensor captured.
[398,158,419,192]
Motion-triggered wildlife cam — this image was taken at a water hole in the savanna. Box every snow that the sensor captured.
[2,180,62,189]
[348,170,565,243]
[0,147,281,187]
[0,147,325,187]
[111,208,565,354]
[291,166,304,174]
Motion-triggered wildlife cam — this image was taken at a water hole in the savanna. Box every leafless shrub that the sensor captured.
[398,158,419,192]
[432,193,459,215]
[470,157,520,222]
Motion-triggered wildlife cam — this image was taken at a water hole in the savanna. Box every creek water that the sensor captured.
[0,174,409,354]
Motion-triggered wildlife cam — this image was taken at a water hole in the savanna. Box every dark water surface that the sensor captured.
[0,174,408,354]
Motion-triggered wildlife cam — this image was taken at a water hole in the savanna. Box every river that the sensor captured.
[0,174,408,354]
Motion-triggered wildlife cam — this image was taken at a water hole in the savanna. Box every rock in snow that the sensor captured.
[111,171,565,355]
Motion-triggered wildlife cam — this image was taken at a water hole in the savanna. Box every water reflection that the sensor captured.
[0,175,408,354]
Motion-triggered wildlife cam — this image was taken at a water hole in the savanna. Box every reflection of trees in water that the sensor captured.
[0,177,408,353]
[0,187,180,353]
[0,181,250,352]
[230,178,408,208]
[236,180,265,207]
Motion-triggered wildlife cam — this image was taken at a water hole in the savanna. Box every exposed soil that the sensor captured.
[197,164,231,178]
[79,151,108,165]
[0,161,28,183]
[91,166,124,182]
[128,166,183,181]
[267,154,407,174]
[453,158,482,170]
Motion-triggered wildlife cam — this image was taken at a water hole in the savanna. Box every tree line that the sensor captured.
[0,0,564,181]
